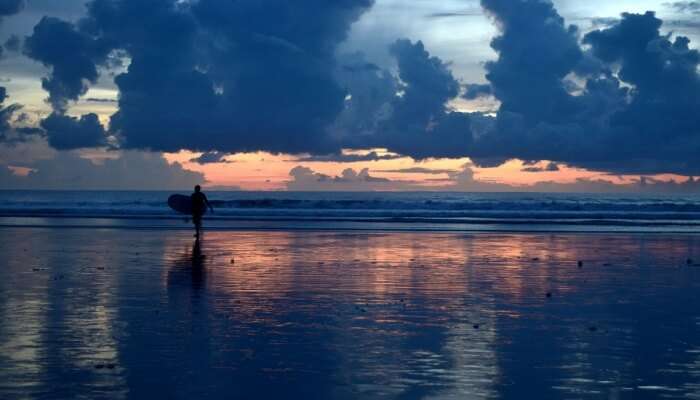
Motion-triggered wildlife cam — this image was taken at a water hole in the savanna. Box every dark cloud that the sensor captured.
[665,1,700,14]
[662,19,700,30]
[287,165,397,191]
[189,151,231,165]
[285,164,512,191]
[521,162,560,173]
[24,17,112,113]
[85,97,117,103]
[332,52,397,138]
[361,39,474,159]
[0,0,23,17]
[388,39,460,133]
[481,0,582,123]
[425,10,481,19]
[463,83,492,100]
[0,96,18,136]
[22,0,374,155]
[588,17,621,28]
[581,11,700,173]
[3,34,20,52]
[0,87,28,143]
[0,0,24,58]
[40,112,107,150]
[17,0,700,178]
[377,167,458,174]
[287,164,700,193]
[296,151,402,163]
[464,3,700,175]
[0,151,204,190]
[24,16,112,112]
[22,1,475,159]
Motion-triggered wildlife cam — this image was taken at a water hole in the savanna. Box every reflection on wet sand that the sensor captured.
[0,229,127,399]
[1,229,700,399]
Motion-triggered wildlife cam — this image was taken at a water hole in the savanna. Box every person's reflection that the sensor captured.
[168,238,207,297]
[190,239,205,292]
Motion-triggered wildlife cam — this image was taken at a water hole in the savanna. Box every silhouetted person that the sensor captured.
[191,185,213,238]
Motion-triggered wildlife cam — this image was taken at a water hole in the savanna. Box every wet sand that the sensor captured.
[1,228,700,399]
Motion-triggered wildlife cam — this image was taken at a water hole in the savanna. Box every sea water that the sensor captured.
[2,190,700,232]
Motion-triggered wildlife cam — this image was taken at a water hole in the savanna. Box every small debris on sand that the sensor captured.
[588,326,598,332]
[546,292,552,298]
[687,258,693,265]
[578,260,583,268]
[230,258,235,264]
[532,257,540,261]
[603,263,612,267]
[473,324,480,329]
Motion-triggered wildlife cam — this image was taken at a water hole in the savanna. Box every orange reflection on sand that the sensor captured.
[163,230,700,322]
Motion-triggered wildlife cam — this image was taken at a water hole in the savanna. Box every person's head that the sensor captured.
[194,185,201,193]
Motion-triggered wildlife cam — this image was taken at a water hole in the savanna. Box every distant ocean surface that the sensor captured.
[2,190,700,232]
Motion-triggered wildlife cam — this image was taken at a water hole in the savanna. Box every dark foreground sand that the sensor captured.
[1,228,700,399]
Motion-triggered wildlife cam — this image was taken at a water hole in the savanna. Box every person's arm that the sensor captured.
[204,194,214,212]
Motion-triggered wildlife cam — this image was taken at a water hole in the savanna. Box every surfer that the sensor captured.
[191,185,214,238]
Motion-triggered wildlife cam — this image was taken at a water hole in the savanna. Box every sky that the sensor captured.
[0,0,699,191]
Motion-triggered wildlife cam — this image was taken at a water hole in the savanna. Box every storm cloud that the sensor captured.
[467,1,700,175]
[665,1,700,14]
[0,0,24,137]
[0,0,23,16]
[40,112,107,150]
[287,165,396,191]
[0,151,204,190]
[0,87,26,143]
[23,0,374,155]
[288,164,700,193]
[13,0,700,177]
[295,151,403,163]
[189,151,231,165]
[340,2,700,174]
[24,16,111,112]
[360,39,475,160]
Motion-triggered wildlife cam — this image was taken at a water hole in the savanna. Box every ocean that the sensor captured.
[2,190,700,232]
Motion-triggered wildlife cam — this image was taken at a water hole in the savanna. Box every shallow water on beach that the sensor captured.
[1,229,700,399]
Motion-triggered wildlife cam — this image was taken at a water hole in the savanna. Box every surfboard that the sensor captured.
[168,194,207,215]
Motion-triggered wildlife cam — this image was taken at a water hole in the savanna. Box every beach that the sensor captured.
[2,227,700,399]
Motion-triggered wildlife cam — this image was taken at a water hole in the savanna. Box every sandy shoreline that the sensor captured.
[1,228,700,399]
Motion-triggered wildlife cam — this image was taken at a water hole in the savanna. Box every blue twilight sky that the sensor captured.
[0,0,699,190]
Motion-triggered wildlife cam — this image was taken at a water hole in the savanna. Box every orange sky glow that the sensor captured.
[163,149,673,191]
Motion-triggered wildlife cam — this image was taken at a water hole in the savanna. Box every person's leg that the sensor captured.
[193,214,202,238]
